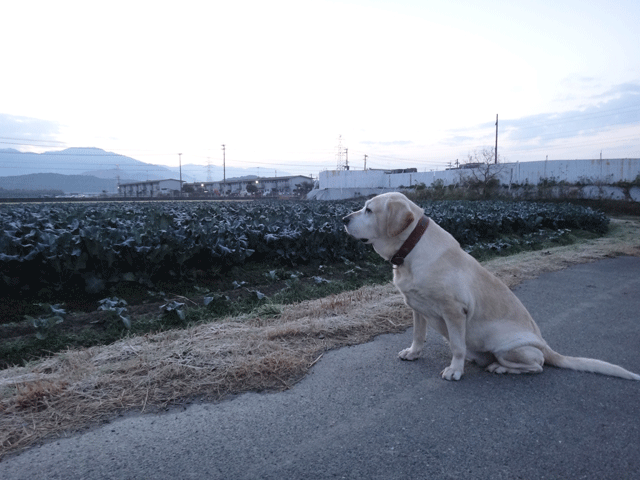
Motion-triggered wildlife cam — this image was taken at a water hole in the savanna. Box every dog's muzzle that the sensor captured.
[342,215,369,243]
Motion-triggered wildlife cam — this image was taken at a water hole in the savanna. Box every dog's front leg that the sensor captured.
[440,312,466,381]
[398,310,427,361]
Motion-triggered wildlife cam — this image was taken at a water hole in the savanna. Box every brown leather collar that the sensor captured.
[390,215,429,266]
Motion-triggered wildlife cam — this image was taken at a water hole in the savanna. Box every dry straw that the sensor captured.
[1,219,639,459]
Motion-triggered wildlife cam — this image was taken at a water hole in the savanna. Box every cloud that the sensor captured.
[0,114,63,150]
[504,85,640,144]
[441,135,477,146]
[445,82,640,147]
[591,82,640,100]
[432,82,640,163]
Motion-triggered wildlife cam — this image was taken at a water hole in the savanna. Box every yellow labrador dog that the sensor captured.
[343,192,640,381]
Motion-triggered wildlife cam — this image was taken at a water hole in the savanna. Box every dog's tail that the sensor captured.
[543,346,640,380]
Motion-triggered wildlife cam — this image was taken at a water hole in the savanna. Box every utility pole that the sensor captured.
[345,148,349,170]
[178,153,182,197]
[222,144,226,196]
[115,164,120,196]
[364,154,367,170]
[494,114,498,164]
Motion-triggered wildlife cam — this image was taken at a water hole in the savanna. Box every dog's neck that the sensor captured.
[388,215,430,266]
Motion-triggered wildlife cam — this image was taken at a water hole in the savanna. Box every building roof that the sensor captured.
[119,179,184,187]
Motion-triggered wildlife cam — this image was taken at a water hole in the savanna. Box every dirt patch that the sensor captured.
[1,218,639,460]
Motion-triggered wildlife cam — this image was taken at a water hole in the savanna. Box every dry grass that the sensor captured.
[1,218,639,459]
[483,217,640,287]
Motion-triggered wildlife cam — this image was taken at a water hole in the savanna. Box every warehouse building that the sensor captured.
[119,179,183,197]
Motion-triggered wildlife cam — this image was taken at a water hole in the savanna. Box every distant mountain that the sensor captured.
[0,173,127,195]
[0,147,292,183]
[0,147,174,181]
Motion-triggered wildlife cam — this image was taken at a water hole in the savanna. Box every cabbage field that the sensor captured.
[0,199,608,299]
[0,198,610,366]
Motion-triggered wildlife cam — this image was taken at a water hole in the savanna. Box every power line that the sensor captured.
[504,131,639,152]
[500,103,640,130]
[503,119,640,143]
[0,136,68,146]
[0,149,135,158]
[502,134,640,156]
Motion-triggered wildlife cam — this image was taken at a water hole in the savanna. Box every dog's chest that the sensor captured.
[393,267,412,292]
[393,268,438,313]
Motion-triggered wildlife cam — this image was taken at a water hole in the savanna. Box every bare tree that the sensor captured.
[458,147,506,198]
[294,181,314,197]
[246,183,259,195]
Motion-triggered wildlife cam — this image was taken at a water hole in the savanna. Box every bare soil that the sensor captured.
[1,218,639,460]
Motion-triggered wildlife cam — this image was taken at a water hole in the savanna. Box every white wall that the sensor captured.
[498,158,640,185]
[318,159,640,190]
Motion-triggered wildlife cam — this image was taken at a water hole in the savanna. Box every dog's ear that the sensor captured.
[386,199,415,237]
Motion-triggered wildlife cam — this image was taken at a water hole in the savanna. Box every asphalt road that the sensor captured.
[2,256,640,480]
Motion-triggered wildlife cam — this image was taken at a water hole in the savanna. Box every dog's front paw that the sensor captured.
[398,347,421,361]
[441,366,463,381]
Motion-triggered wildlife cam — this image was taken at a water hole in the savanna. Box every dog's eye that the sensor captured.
[365,207,372,213]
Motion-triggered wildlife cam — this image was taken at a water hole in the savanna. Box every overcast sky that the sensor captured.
[1,0,639,177]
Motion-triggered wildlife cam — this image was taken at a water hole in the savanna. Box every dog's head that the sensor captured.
[343,192,421,259]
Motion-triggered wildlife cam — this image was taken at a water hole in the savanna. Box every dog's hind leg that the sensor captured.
[487,346,544,375]
[466,350,496,368]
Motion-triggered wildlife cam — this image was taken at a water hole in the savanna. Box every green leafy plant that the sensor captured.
[160,300,186,322]
[203,293,232,316]
[97,297,131,329]
[25,304,66,340]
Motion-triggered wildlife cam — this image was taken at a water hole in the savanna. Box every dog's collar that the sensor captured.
[390,215,430,266]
